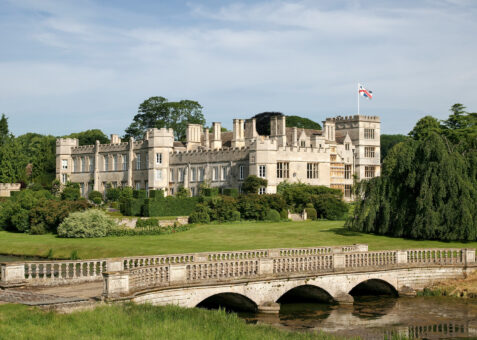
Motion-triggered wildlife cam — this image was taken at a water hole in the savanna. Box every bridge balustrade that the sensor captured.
[407,249,465,265]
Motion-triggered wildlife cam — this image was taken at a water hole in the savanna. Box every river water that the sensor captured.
[0,255,42,262]
[239,297,477,339]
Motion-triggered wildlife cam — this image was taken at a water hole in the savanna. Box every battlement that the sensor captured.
[56,138,79,147]
[326,115,380,123]
[147,127,175,138]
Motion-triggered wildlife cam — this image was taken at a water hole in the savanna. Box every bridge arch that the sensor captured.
[196,292,258,312]
[277,284,336,304]
[349,278,399,297]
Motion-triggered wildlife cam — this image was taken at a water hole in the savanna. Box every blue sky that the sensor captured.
[1,0,476,136]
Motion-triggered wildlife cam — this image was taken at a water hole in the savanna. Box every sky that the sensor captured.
[1,0,476,136]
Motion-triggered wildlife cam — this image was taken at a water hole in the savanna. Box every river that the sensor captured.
[238,296,477,339]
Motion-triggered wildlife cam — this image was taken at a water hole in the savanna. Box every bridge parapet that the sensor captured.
[101,247,476,299]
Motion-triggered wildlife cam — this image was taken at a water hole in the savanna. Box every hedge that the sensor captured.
[201,188,219,197]
[221,188,239,197]
[142,197,199,217]
[123,198,144,216]
[133,189,147,199]
[149,190,164,201]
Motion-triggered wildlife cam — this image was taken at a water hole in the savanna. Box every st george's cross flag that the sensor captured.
[358,84,373,100]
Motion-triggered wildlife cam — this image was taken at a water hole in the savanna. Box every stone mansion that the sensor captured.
[56,115,380,200]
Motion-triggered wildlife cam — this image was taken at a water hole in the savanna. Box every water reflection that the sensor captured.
[239,297,477,339]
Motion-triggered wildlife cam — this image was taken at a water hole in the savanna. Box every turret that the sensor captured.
[56,138,79,184]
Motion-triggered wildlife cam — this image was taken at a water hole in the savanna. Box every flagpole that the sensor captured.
[357,82,360,115]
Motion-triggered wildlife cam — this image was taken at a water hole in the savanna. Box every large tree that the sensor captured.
[252,112,322,135]
[66,129,110,146]
[0,114,10,147]
[124,96,205,141]
[380,134,408,161]
[348,104,477,241]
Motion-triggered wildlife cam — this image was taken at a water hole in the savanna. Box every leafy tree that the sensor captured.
[124,96,205,141]
[380,134,408,161]
[0,114,9,146]
[16,133,56,185]
[0,136,27,183]
[61,182,81,201]
[409,116,441,140]
[252,112,321,135]
[286,115,321,130]
[349,105,477,241]
[66,129,110,146]
[242,175,267,194]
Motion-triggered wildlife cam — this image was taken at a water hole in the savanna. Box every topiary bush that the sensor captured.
[305,207,317,220]
[105,188,121,202]
[264,209,280,222]
[188,203,211,224]
[88,191,103,204]
[57,209,117,238]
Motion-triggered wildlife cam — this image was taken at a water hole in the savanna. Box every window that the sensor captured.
[365,146,375,158]
[145,154,148,168]
[81,157,86,172]
[213,167,219,181]
[170,169,175,182]
[122,155,127,171]
[277,162,289,179]
[113,155,118,171]
[191,187,195,196]
[221,166,227,181]
[345,143,350,151]
[365,166,375,178]
[170,187,174,195]
[61,173,68,184]
[89,157,94,172]
[80,183,85,196]
[307,163,319,179]
[191,168,196,182]
[136,153,141,170]
[259,165,266,178]
[199,168,204,181]
[300,140,306,147]
[61,159,68,170]
[112,182,118,188]
[73,158,79,172]
[178,168,184,182]
[239,165,244,180]
[330,155,337,162]
[145,180,148,190]
[156,153,162,164]
[364,128,375,139]
[344,165,352,179]
[156,169,162,180]
[345,185,352,198]
[330,147,336,153]
[259,187,266,195]
[135,181,141,190]
[104,156,109,171]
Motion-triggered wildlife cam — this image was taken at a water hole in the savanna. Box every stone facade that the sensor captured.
[0,183,21,197]
[56,115,381,200]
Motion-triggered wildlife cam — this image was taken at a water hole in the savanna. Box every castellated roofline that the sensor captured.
[325,115,380,122]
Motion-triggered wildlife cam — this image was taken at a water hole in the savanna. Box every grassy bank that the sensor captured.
[1,220,476,259]
[417,271,477,298]
[0,303,340,340]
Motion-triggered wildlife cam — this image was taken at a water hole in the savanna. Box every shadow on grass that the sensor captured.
[321,227,364,237]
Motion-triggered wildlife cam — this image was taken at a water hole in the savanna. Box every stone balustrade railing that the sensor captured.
[102,247,476,298]
[0,244,365,287]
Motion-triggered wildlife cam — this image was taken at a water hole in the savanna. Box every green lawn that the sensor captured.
[1,220,476,259]
[0,303,341,340]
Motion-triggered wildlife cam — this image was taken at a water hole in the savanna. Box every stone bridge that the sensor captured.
[1,244,476,313]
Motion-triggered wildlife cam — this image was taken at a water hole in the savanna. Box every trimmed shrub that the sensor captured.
[57,209,117,238]
[133,189,147,199]
[313,194,348,220]
[263,194,287,212]
[207,196,239,222]
[123,198,144,216]
[149,190,164,201]
[242,176,267,194]
[264,209,281,222]
[29,200,90,233]
[201,187,219,197]
[88,191,103,203]
[176,186,190,198]
[136,218,159,228]
[105,188,121,202]
[188,203,211,224]
[119,187,134,201]
[107,224,190,236]
[280,209,288,220]
[305,207,317,220]
[92,197,102,205]
[222,188,239,197]
[61,183,81,201]
[236,194,268,220]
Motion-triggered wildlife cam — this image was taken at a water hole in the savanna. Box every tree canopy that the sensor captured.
[348,104,477,241]
[65,129,110,146]
[380,134,408,161]
[252,112,322,135]
[124,96,205,141]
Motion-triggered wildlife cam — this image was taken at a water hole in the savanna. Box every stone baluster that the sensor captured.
[103,271,130,298]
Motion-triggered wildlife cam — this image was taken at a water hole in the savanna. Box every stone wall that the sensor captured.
[0,183,21,197]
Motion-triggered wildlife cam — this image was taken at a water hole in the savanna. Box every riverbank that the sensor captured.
[1,220,477,259]
[418,270,477,298]
[0,303,343,340]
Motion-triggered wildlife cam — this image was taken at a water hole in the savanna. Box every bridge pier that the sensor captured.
[257,302,280,314]
[333,292,354,305]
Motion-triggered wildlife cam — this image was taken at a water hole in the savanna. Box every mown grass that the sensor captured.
[0,220,476,259]
[0,303,343,340]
